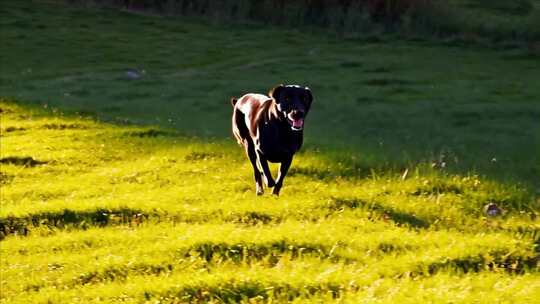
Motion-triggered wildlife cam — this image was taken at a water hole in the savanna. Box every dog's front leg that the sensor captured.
[256,150,275,188]
[272,156,292,196]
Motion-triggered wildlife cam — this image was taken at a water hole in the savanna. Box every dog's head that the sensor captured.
[269,84,313,131]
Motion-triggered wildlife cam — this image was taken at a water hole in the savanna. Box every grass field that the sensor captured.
[1,0,539,303]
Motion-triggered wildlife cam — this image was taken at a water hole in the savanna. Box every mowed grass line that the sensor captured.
[1,102,539,303]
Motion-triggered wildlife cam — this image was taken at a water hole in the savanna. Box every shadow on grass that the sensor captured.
[188,241,329,264]
[154,281,348,303]
[123,129,178,138]
[0,208,286,239]
[411,182,464,196]
[288,155,405,181]
[0,156,48,167]
[187,240,411,265]
[226,211,278,225]
[0,208,148,239]
[41,122,89,130]
[328,197,431,229]
[412,251,540,276]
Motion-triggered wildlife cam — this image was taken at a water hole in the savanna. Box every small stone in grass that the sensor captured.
[484,202,502,217]
[125,68,145,80]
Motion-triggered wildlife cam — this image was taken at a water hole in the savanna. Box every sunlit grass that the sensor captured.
[1,101,538,303]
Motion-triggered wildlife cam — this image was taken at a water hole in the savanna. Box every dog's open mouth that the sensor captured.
[287,114,304,131]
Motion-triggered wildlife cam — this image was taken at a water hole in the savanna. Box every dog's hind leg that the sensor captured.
[232,107,245,146]
[272,156,292,196]
[233,108,264,195]
[245,140,264,195]
[233,107,264,195]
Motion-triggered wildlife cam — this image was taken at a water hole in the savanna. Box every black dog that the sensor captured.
[231,84,313,195]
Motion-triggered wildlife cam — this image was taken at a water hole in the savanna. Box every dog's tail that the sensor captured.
[232,106,247,146]
[231,97,238,107]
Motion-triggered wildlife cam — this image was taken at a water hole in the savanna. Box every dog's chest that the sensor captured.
[257,122,302,162]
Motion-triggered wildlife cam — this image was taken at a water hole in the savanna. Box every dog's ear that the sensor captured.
[269,84,285,103]
[304,87,313,108]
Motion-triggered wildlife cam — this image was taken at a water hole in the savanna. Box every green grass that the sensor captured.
[1,1,539,303]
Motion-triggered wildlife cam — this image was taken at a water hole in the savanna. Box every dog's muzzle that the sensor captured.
[287,111,305,131]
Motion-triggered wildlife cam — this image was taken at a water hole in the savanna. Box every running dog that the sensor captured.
[231,84,313,195]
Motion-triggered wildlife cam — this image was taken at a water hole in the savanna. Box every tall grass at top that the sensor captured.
[66,0,540,43]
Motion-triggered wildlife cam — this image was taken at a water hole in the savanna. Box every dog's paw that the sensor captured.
[256,184,264,196]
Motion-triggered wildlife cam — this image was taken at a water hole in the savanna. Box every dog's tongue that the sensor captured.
[292,118,304,129]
